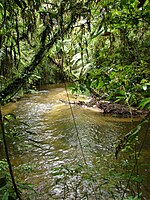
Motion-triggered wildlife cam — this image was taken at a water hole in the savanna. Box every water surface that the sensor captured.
[2,84,150,199]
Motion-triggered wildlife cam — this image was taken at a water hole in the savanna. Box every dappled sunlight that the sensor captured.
[2,85,149,199]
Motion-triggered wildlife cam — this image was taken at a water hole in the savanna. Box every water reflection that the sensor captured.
[1,84,150,199]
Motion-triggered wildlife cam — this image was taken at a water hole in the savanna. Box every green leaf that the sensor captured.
[18,183,35,191]
[118,90,125,96]
[0,3,3,9]
[14,0,26,9]
[49,12,57,19]
[91,29,103,39]
[97,80,104,89]
[139,97,150,109]
[127,124,141,143]
[115,96,125,103]
[3,113,16,122]
[2,191,9,200]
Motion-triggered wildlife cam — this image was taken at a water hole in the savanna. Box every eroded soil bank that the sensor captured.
[60,95,149,118]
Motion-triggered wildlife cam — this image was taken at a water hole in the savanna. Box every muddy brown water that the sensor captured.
[1,84,150,199]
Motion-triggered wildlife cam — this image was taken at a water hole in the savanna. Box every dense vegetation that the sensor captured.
[0,0,150,107]
[0,0,150,199]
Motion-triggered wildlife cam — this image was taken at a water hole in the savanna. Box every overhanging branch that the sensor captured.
[0,18,74,104]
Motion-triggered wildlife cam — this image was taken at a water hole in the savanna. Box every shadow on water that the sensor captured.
[1,84,150,199]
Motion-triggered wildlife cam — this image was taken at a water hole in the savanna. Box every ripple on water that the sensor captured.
[2,85,149,199]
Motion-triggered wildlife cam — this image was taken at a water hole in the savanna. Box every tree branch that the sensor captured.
[0,106,22,199]
[0,18,74,104]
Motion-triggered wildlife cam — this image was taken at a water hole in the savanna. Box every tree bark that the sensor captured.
[0,20,73,104]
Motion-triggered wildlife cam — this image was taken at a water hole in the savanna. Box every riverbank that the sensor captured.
[7,84,149,118]
[60,95,149,118]
[1,84,150,199]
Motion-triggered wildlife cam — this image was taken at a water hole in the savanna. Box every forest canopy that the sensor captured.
[0,1,150,199]
[0,0,150,108]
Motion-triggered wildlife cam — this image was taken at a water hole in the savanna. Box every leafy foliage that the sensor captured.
[0,0,149,107]
[0,160,16,200]
[65,0,150,108]
[0,0,150,199]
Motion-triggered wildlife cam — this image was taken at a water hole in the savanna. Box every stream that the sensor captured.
[1,84,150,200]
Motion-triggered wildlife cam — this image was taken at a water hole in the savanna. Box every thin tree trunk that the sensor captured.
[0,106,22,199]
